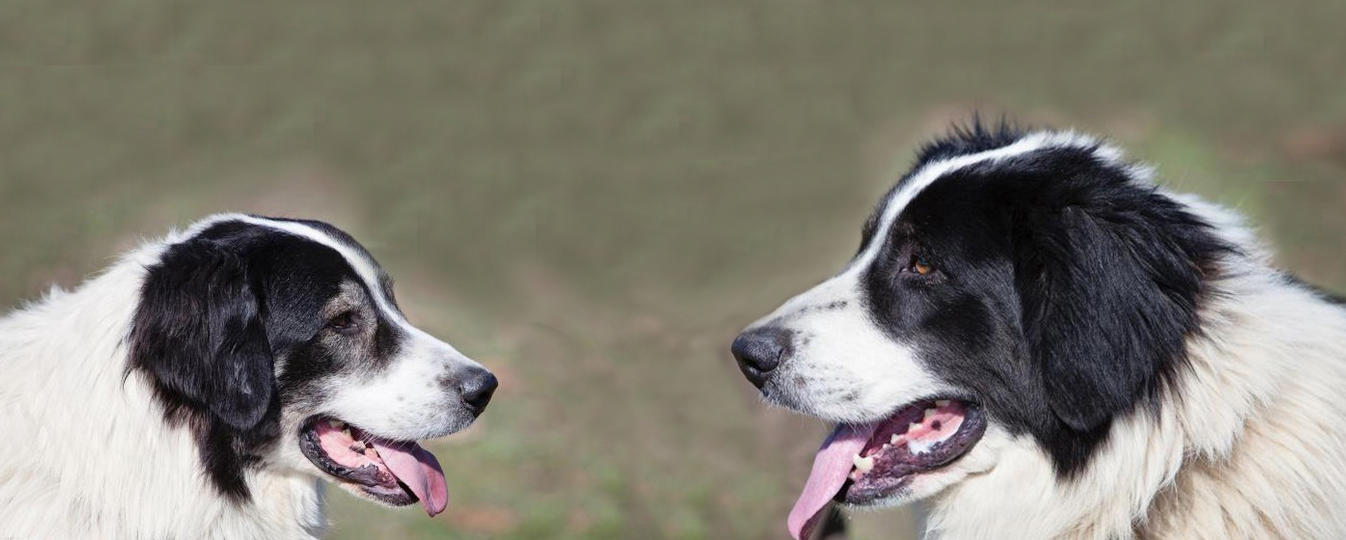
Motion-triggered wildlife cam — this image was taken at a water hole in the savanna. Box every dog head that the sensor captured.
[129,214,495,516]
[731,125,1229,538]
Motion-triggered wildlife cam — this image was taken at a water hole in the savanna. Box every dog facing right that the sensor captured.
[732,123,1346,539]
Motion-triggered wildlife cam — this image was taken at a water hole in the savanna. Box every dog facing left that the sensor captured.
[0,214,497,539]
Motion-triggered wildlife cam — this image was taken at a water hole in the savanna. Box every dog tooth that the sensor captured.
[891,434,901,445]
[910,439,934,455]
[351,440,366,452]
[909,422,923,433]
[935,399,951,408]
[853,454,874,474]
[330,420,345,430]
[923,408,938,421]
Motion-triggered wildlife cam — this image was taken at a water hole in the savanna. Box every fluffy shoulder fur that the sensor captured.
[0,231,326,539]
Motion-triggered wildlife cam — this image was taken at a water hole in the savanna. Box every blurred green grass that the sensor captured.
[2,2,1345,539]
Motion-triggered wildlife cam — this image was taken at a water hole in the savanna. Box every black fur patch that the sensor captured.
[128,218,398,501]
[267,217,401,308]
[859,119,1026,256]
[860,126,1234,476]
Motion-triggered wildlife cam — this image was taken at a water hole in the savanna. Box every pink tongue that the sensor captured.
[787,423,876,540]
[370,440,450,517]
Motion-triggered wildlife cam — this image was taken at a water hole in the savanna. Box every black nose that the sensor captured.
[457,368,498,413]
[731,327,792,388]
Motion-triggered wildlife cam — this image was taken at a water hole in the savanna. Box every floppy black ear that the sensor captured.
[131,238,274,430]
[1013,189,1223,433]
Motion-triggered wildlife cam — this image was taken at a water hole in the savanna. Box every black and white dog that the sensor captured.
[732,124,1346,539]
[0,214,497,538]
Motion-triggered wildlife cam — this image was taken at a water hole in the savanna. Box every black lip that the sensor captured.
[297,415,418,506]
[836,402,988,505]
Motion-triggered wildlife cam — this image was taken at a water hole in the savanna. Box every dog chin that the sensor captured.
[846,469,965,510]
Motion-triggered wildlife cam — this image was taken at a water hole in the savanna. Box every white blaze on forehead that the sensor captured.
[843,131,1121,278]
[234,217,403,321]
[178,213,467,354]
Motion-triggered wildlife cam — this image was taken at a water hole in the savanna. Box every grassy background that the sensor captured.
[2,2,1345,538]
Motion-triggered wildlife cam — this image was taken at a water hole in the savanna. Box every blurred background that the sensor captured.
[3,2,1344,539]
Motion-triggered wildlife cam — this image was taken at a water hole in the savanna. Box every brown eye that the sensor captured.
[327,311,360,334]
[909,256,934,276]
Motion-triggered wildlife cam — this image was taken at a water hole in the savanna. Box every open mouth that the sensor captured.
[298,416,449,516]
[787,399,986,539]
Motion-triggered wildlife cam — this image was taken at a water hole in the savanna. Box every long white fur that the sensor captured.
[0,214,479,538]
[925,214,1346,539]
[754,132,1346,538]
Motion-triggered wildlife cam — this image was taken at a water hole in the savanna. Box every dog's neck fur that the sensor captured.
[0,245,327,539]
[924,200,1346,539]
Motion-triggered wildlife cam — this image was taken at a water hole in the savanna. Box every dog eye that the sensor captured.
[326,311,361,334]
[906,255,935,276]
